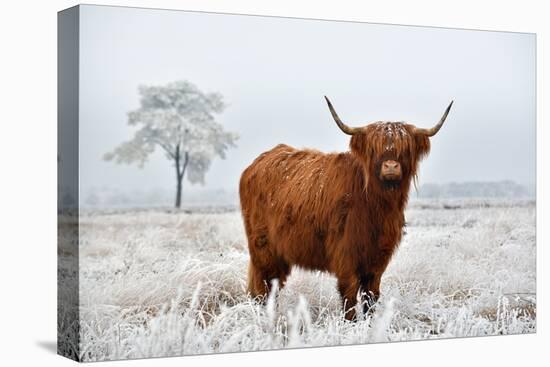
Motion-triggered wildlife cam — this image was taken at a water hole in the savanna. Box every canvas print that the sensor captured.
[58,5,536,362]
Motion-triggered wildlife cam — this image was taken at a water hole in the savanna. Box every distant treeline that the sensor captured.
[81,187,239,208]
[76,180,534,208]
[415,180,534,199]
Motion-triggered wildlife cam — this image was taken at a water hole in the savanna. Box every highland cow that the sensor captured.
[239,97,453,320]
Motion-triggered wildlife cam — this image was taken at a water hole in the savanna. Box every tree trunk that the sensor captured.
[174,145,182,209]
[174,146,189,209]
[175,174,183,209]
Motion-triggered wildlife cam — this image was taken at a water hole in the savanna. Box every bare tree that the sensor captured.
[104,81,238,208]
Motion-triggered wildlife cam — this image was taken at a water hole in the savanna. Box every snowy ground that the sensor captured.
[63,198,536,361]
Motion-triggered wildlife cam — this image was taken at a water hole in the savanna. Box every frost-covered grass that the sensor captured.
[68,199,536,361]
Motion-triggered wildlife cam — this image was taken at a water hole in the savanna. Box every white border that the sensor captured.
[0,1,546,366]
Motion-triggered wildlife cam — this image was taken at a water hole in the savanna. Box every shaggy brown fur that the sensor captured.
[239,102,449,320]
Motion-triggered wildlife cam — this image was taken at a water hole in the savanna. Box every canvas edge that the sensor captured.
[57,4,81,362]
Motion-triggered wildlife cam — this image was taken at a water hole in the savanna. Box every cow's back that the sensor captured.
[240,144,364,270]
[240,144,295,202]
[240,143,336,217]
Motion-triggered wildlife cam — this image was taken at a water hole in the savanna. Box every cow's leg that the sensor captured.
[247,261,269,298]
[247,244,274,301]
[359,272,381,315]
[244,219,272,299]
[337,275,361,321]
[247,258,290,298]
[243,205,291,301]
[246,230,291,302]
[272,258,291,290]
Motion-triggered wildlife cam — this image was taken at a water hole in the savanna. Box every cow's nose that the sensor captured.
[383,160,399,170]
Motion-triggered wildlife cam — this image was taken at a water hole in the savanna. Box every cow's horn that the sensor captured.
[324,96,363,135]
[413,101,454,137]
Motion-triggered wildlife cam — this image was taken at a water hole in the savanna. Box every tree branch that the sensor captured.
[151,138,176,159]
[143,126,176,159]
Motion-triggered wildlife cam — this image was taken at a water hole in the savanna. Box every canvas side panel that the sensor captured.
[57,5,80,362]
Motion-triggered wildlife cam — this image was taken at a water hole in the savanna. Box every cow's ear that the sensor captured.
[414,134,431,159]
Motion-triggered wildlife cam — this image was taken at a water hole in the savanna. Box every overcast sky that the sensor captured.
[79,5,536,199]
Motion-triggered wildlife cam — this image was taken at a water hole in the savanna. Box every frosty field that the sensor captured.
[60,199,536,361]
